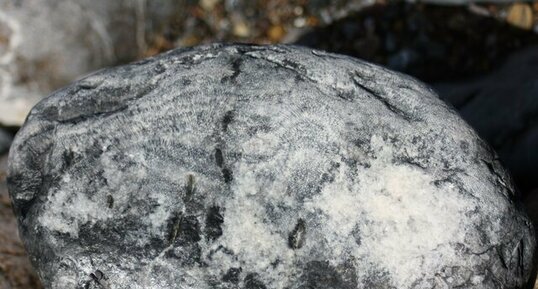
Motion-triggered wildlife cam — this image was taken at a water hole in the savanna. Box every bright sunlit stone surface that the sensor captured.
[8,44,537,289]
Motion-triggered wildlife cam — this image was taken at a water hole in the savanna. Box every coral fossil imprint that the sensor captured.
[7,44,537,289]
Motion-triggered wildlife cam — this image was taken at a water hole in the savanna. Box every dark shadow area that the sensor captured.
[296,2,538,82]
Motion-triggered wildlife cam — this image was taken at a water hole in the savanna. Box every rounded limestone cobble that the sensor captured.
[7,44,537,289]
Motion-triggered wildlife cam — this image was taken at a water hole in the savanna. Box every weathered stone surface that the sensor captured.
[0,0,180,126]
[7,44,537,288]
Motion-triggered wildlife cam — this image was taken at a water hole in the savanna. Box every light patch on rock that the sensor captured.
[39,185,112,238]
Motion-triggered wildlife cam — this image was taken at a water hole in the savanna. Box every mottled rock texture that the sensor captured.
[0,0,180,126]
[7,44,537,289]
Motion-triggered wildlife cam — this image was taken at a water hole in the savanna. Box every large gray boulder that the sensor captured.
[7,44,537,289]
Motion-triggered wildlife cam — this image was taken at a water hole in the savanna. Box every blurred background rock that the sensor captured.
[0,0,537,288]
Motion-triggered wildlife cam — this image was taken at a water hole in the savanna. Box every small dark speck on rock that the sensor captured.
[106,195,114,209]
[222,267,242,283]
[244,273,267,289]
[288,218,306,249]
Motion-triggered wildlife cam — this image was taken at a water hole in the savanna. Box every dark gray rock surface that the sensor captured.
[7,44,537,289]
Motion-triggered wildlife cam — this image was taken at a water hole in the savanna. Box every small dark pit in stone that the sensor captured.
[166,212,182,244]
[167,214,202,245]
[106,195,114,209]
[231,58,243,79]
[154,63,166,74]
[181,78,192,86]
[271,258,281,268]
[222,168,233,184]
[205,206,224,241]
[185,174,196,200]
[244,273,266,289]
[90,270,104,281]
[222,110,234,132]
[288,218,306,249]
[207,245,234,260]
[222,267,242,283]
[221,57,243,83]
[214,148,234,183]
[215,148,224,168]
[298,260,359,289]
[62,150,76,169]
[351,226,361,246]
[41,105,59,119]
[460,141,470,152]
[179,215,201,244]
[77,82,100,90]
[90,270,106,286]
